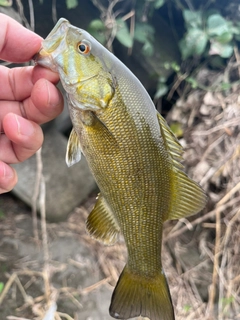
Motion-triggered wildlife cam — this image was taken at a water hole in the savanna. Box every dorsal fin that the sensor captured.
[157,112,184,170]
[86,194,120,245]
[157,112,207,220]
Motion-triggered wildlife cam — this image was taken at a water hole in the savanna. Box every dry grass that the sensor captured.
[164,58,240,319]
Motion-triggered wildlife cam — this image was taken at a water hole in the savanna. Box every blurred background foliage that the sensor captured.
[2,0,240,106]
[62,0,240,100]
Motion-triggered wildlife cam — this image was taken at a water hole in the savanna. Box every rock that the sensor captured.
[12,128,96,222]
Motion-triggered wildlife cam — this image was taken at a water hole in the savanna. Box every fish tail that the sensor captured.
[109,265,175,320]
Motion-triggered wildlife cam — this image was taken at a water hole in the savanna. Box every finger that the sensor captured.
[32,65,59,85]
[0,13,42,62]
[0,65,59,101]
[1,113,43,163]
[0,79,63,125]
[27,78,64,124]
[0,161,17,194]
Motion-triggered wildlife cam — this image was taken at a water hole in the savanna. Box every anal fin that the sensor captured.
[167,169,207,221]
[86,194,120,245]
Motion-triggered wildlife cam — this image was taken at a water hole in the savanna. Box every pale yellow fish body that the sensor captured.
[35,18,206,320]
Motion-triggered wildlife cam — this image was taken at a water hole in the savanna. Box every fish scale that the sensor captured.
[35,18,207,320]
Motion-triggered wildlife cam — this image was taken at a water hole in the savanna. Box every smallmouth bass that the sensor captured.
[35,18,207,320]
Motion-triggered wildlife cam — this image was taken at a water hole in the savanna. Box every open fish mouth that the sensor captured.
[33,49,57,71]
[33,18,70,72]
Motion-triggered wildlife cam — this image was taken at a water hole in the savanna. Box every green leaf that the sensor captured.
[179,39,190,60]
[116,19,133,48]
[155,82,168,98]
[163,62,180,72]
[142,41,154,56]
[171,62,180,72]
[183,304,192,312]
[88,20,106,44]
[186,77,198,89]
[66,0,78,9]
[230,25,240,35]
[170,123,183,138]
[220,295,234,307]
[89,19,105,31]
[154,0,165,9]
[183,10,202,28]
[179,28,208,59]
[134,23,155,43]
[207,14,230,37]
[0,0,12,6]
[159,76,167,83]
[0,282,4,294]
[220,82,232,91]
[209,41,233,58]
[215,31,233,44]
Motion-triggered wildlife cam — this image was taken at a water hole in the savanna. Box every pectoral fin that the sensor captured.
[66,128,82,167]
[86,194,120,245]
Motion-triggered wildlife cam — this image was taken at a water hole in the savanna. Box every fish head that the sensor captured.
[35,18,115,112]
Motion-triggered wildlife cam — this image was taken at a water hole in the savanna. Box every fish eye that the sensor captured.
[77,41,91,54]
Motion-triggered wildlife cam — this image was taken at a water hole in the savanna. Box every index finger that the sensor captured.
[0,13,42,62]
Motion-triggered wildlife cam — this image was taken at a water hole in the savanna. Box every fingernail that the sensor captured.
[15,115,34,137]
[2,163,14,178]
[45,80,61,108]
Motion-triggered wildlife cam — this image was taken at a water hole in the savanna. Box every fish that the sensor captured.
[35,18,207,320]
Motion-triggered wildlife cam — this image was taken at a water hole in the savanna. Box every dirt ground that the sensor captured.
[0,193,120,320]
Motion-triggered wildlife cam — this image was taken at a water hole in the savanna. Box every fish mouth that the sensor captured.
[33,18,70,71]
[33,48,58,72]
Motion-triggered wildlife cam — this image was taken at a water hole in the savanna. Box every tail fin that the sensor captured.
[109,266,175,320]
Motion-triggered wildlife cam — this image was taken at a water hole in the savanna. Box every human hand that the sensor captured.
[0,14,64,194]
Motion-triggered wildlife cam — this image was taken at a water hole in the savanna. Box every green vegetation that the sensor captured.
[66,0,78,10]
[0,200,5,219]
[180,10,240,59]
[0,282,4,294]
[85,0,240,98]
[0,210,4,219]
[0,0,12,7]
[35,0,240,98]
